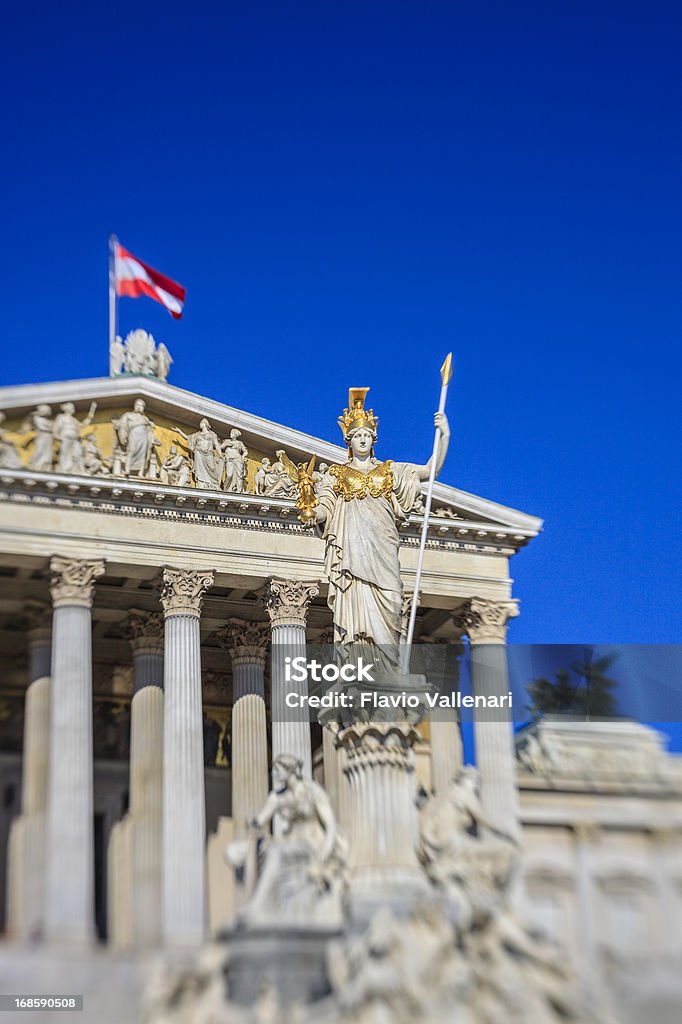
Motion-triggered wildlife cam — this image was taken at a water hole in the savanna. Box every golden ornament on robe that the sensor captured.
[328,460,394,501]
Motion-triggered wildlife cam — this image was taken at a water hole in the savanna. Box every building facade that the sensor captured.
[0,359,680,1022]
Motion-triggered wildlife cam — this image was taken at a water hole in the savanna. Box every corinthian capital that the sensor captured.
[262,578,319,628]
[218,619,270,667]
[159,568,214,617]
[127,609,164,655]
[454,598,519,645]
[50,557,105,609]
[23,600,52,643]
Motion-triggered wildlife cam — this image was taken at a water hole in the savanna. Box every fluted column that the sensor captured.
[263,578,319,779]
[316,628,343,817]
[45,557,105,946]
[22,618,52,812]
[424,636,464,795]
[219,620,269,838]
[462,598,520,841]
[429,717,463,794]
[6,604,52,939]
[127,610,164,946]
[160,568,214,947]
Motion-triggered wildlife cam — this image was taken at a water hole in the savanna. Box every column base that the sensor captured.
[44,925,96,949]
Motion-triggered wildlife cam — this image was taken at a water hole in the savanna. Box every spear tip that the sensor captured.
[440,353,453,385]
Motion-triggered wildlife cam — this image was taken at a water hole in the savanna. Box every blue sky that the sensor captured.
[1,3,681,645]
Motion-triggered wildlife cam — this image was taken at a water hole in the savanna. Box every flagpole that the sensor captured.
[108,234,118,369]
[400,353,453,672]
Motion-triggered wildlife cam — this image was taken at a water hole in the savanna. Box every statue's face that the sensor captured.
[272,761,288,789]
[62,403,75,415]
[170,446,177,455]
[134,400,145,413]
[200,419,209,431]
[349,428,373,457]
[262,458,270,467]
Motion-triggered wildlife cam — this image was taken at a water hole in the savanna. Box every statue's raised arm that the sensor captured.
[413,410,450,481]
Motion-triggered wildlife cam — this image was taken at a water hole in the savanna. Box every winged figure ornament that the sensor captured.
[276,449,319,525]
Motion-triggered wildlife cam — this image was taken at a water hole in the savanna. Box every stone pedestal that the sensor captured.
[263,578,319,779]
[160,568,214,948]
[461,599,521,842]
[338,722,428,922]
[45,557,105,946]
[6,607,52,940]
[222,928,340,1008]
[219,620,269,839]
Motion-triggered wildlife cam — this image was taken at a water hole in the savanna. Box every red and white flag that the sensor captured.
[114,242,186,319]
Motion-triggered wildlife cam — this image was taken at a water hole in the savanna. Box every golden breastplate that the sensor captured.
[329,460,394,501]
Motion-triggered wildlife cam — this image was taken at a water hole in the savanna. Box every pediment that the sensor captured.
[0,376,542,546]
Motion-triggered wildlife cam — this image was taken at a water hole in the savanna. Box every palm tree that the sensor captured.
[571,652,618,718]
[526,667,586,719]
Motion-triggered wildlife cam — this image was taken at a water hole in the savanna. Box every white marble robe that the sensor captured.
[317,461,421,649]
[117,411,153,475]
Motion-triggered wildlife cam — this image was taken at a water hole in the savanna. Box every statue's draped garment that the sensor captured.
[54,413,84,473]
[29,414,54,471]
[117,411,152,475]
[188,430,224,489]
[317,460,421,647]
[223,439,247,492]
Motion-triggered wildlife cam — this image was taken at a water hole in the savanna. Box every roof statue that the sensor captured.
[109,329,173,382]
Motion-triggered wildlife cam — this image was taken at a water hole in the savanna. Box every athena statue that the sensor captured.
[313,389,449,660]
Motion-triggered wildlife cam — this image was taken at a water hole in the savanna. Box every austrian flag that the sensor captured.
[114,243,187,319]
